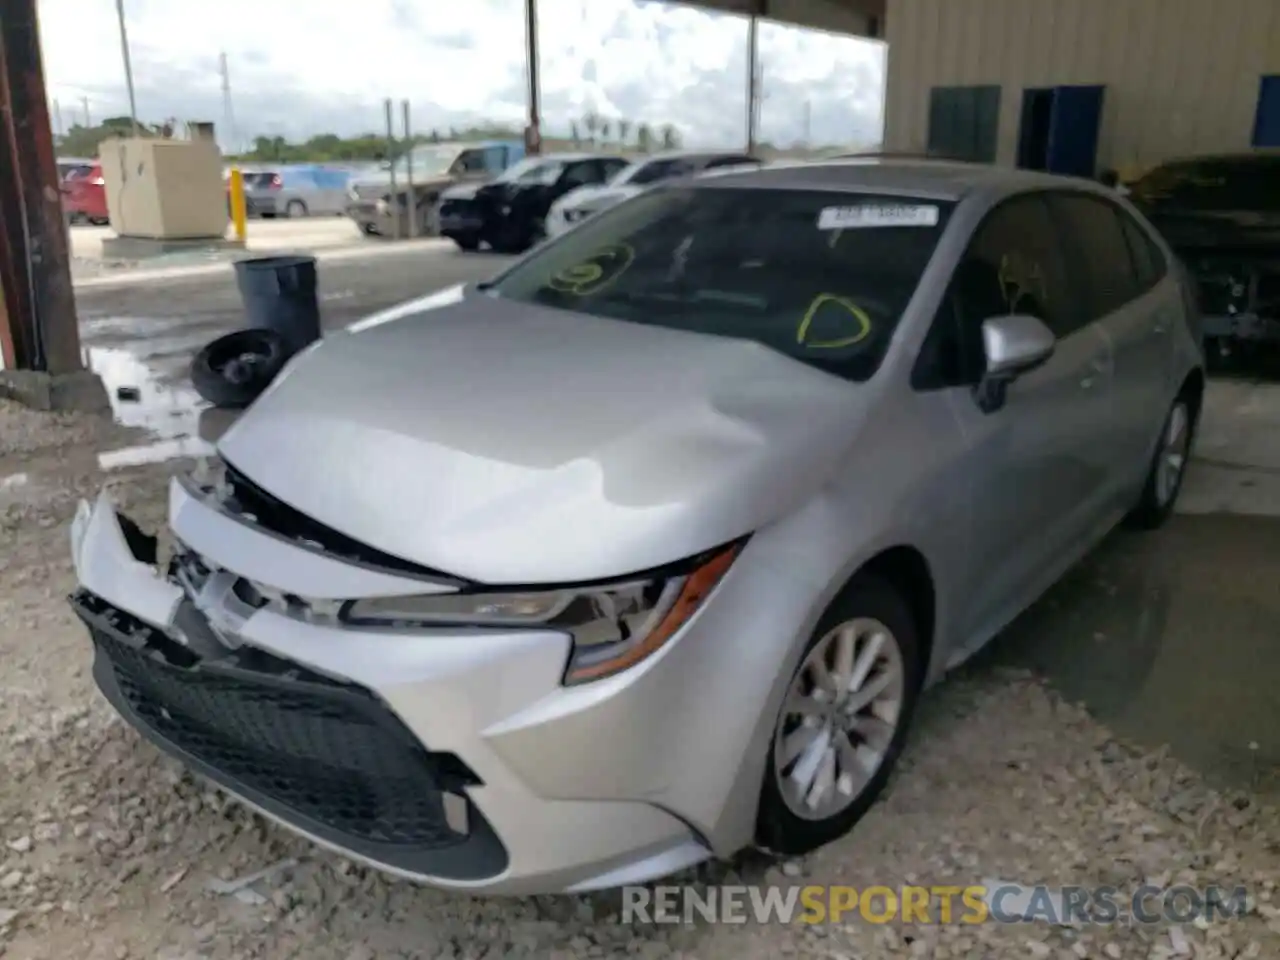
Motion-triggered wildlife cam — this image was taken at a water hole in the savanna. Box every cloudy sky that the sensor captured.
[37,0,885,150]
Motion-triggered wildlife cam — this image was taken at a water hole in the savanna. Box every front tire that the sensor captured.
[284,200,307,218]
[756,574,923,857]
[1126,395,1196,530]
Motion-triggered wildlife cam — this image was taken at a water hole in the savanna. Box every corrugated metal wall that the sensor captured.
[884,0,1280,172]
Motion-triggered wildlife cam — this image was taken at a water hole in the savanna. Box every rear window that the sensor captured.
[489,186,954,382]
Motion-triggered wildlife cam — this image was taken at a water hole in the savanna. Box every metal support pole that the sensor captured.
[0,0,85,375]
[402,99,416,238]
[524,0,541,156]
[384,97,400,240]
[746,13,759,153]
[114,0,139,134]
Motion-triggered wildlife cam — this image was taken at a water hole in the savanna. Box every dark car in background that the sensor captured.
[544,150,760,237]
[436,152,630,252]
[1125,152,1280,365]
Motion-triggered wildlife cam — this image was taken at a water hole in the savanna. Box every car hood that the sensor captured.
[558,184,641,211]
[215,287,867,585]
[350,173,455,196]
[440,180,498,201]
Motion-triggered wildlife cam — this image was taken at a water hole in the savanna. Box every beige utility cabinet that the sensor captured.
[98,136,226,239]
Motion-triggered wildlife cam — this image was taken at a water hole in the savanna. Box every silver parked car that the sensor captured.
[241,166,352,218]
[545,150,760,238]
[69,159,1203,896]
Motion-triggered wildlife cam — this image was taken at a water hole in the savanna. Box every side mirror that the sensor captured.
[974,313,1056,413]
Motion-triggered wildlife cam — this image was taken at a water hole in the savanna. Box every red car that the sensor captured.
[61,162,109,225]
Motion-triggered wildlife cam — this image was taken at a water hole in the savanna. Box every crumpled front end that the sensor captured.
[66,467,741,894]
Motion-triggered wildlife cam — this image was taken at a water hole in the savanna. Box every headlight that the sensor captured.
[343,541,743,685]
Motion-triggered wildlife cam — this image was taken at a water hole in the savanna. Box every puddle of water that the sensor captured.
[83,345,219,470]
[986,515,1280,797]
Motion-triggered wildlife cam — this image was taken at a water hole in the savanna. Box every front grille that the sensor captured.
[82,595,467,849]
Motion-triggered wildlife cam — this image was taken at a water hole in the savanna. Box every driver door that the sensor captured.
[931,193,1115,645]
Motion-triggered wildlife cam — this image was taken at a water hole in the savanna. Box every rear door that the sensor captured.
[921,192,1115,640]
[1049,191,1175,497]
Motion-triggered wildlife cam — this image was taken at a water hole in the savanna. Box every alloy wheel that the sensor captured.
[773,617,905,821]
[1155,401,1191,507]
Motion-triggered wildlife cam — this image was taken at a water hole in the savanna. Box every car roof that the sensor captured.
[635,149,753,162]
[686,157,1100,202]
[538,152,630,162]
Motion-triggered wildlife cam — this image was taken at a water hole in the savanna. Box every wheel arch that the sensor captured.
[854,544,938,684]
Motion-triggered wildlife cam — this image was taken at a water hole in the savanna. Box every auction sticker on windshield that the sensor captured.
[816,203,940,230]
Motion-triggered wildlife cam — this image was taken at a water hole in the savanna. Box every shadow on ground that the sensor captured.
[982,510,1280,797]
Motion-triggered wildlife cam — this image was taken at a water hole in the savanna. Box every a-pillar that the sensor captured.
[0,0,107,411]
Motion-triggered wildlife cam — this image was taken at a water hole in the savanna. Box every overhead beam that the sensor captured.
[667,0,884,39]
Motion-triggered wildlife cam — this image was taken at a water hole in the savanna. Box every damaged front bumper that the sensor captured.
[67,475,712,895]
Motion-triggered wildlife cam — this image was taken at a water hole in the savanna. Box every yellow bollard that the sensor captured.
[228,167,248,244]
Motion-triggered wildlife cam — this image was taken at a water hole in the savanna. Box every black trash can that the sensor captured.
[232,255,321,353]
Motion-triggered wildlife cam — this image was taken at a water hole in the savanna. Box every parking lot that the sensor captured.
[0,243,1277,959]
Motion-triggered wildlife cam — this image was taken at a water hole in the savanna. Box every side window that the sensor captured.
[914,194,1072,389]
[602,158,630,180]
[1118,211,1167,293]
[560,161,603,188]
[455,149,487,174]
[1050,193,1141,318]
[484,145,508,171]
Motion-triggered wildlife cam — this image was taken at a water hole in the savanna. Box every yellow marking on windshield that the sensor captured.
[795,294,873,350]
[547,242,635,296]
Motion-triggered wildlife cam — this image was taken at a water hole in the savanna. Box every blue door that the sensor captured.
[1045,84,1105,178]
[1253,75,1280,147]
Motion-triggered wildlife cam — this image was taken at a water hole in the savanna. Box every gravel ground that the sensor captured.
[2,398,1278,960]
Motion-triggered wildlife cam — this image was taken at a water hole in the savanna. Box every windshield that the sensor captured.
[496,157,564,185]
[489,186,953,382]
[391,146,461,178]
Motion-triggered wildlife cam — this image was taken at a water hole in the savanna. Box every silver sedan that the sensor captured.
[69,159,1203,895]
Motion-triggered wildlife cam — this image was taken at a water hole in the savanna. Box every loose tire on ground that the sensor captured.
[190,329,291,409]
[756,573,924,857]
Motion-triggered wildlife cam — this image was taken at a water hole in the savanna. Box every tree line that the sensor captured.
[55,115,685,164]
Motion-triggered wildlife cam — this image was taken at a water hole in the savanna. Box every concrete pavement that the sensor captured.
[69,216,371,262]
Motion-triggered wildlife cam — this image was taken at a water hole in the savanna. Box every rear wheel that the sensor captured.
[284,199,307,218]
[452,233,480,252]
[756,575,922,856]
[1126,395,1196,530]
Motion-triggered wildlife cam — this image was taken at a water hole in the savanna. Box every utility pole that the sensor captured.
[81,95,89,127]
[218,52,236,154]
[52,98,62,138]
[0,0,95,389]
[114,0,139,133]
[802,98,811,147]
[524,0,541,155]
[746,13,759,153]
[383,98,399,240]
[402,99,416,238]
